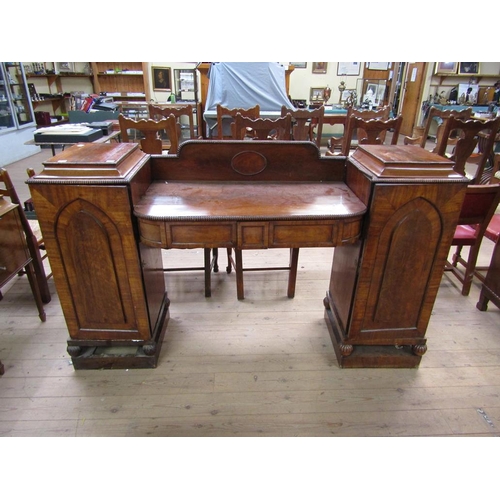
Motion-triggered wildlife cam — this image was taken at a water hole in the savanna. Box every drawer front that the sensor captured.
[138,219,237,248]
[0,208,29,287]
[168,222,236,248]
[269,218,363,247]
[238,222,269,249]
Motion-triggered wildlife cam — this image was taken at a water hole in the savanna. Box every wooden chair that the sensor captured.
[119,114,180,154]
[149,104,197,140]
[119,114,216,297]
[216,104,260,139]
[444,183,500,295]
[226,113,298,299]
[0,168,47,321]
[281,105,324,147]
[232,113,292,140]
[25,167,52,304]
[325,106,391,156]
[435,116,500,184]
[340,115,402,156]
[403,106,473,152]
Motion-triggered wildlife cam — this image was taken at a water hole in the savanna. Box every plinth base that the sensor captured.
[324,302,423,369]
[68,294,170,370]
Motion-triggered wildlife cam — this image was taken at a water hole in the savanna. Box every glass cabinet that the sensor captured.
[174,68,197,102]
[0,62,35,133]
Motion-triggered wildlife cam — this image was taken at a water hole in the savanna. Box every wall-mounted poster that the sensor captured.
[337,62,360,76]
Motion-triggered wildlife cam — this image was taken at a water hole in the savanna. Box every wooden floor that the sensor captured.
[1,146,500,437]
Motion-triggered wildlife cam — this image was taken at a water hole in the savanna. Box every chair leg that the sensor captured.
[451,245,463,267]
[287,248,300,298]
[226,248,233,274]
[25,261,46,322]
[203,248,212,298]
[235,249,245,300]
[461,246,481,296]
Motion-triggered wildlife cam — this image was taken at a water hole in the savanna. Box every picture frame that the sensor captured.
[152,66,172,91]
[337,62,361,76]
[312,62,327,74]
[459,62,480,75]
[56,62,73,73]
[435,62,458,74]
[290,62,307,69]
[310,87,325,102]
[339,89,356,103]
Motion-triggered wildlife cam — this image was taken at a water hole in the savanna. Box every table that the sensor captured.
[26,129,121,156]
[203,105,348,138]
[27,140,467,369]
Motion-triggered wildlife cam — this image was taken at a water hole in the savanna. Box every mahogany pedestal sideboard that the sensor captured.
[27,140,467,369]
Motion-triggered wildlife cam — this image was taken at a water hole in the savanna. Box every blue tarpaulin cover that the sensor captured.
[205,62,293,112]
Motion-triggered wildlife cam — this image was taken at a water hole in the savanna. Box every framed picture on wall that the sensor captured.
[458,62,480,75]
[312,62,327,74]
[337,62,360,76]
[290,62,307,69]
[152,66,172,91]
[435,62,458,74]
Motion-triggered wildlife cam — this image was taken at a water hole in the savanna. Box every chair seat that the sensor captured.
[452,224,477,245]
[485,214,500,243]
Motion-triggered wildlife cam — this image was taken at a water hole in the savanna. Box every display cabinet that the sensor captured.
[0,62,34,133]
[174,68,197,102]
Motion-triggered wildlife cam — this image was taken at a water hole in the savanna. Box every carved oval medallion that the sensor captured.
[231,151,267,176]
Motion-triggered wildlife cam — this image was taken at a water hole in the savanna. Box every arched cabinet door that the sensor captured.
[55,197,143,337]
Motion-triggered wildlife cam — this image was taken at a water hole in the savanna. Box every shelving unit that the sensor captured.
[25,63,94,120]
[0,62,34,133]
[91,62,150,108]
[430,73,500,105]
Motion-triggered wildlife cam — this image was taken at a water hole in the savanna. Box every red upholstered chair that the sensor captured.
[435,116,500,184]
[444,184,500,295]
[326,105,391,156]
[473,213,500,283]
[339,115,402,156]
[403,106,473,153]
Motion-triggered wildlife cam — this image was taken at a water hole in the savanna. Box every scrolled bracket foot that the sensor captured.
[67,345,83,357]
[412,344,427,357]
[143,342,157,356]
[339,343,353,357]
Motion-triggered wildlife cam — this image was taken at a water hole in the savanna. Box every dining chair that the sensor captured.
[340,115,402,156]
[25,167,53,304]
[403,106,473,153]
[149,103,197,141]
[226,113,298,299]
[280,105,324,147]
[0,168,47,321]
[435,116,500,184]
[119,114,217,297]
[444,183,500,295]
[232,113,292,140]
[118,114,180,154]
[216,104,260,140]
[325,105,391,156]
